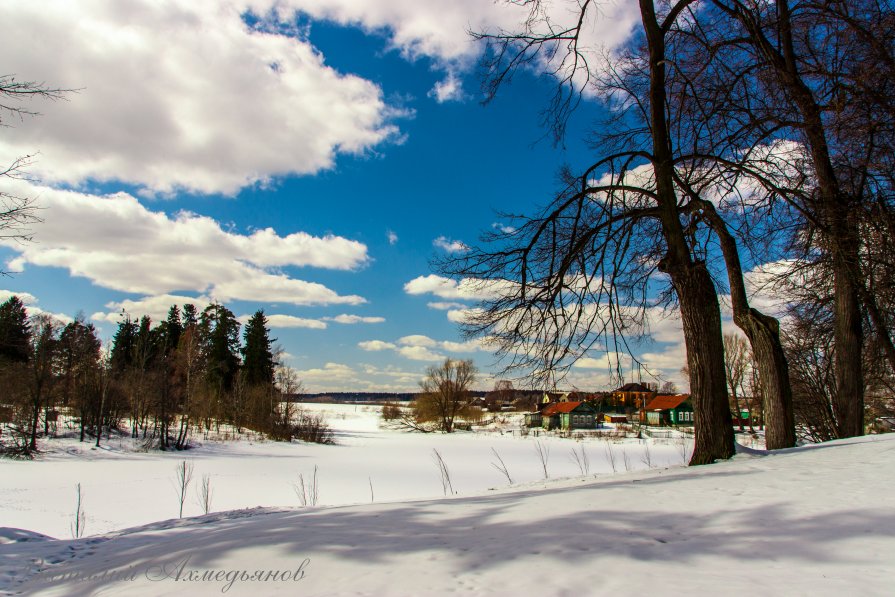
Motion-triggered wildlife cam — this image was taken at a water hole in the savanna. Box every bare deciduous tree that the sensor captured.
[702,0,895,437]
[71,483,85,539]
[196,474,213,515]
[723,333,751,432]
[417,359,478,433]
[174,460,194,518]
[452,0,737,464]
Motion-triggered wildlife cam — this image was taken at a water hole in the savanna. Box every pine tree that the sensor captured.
[0,296,32,364]
[110,317,138,374]
[162,305,183,356]
[0,296,33,454]
[181,304,198,329]
[241,310,275,387]
[200,304,240,393]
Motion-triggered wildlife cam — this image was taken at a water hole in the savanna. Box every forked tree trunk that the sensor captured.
[723,0,864,437]
[642,0,735,464]
[701,201,795,449]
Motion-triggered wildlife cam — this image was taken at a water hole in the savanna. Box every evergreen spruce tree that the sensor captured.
[241,310,275,387]
[0,296,32,364]
[110,316,138,374]
[199,304,240,392]
[181,303,198,330]
[162,305,183,356]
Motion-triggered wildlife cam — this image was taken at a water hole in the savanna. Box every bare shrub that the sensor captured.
[71,483,86,539]
[490,447,513,484]
[604,440,618,473]
[380,403,402,421]
[676,434,692,465]
[196,474,213,515]
[294,465,319,507]
[292,408,335,445]
[174,460,194,518]
[641,442,653,469]
[432,449,455,495]
[570,445,590,475]
[534,440,550,479]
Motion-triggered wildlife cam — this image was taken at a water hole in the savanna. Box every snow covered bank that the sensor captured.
[2,433,893,596]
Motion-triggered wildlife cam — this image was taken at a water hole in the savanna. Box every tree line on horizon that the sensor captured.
[0,296,306,456]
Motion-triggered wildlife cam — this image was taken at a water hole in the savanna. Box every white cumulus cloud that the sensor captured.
[358,340,397,351]
[0,0,401,196]
[252,314,328,330]
[404,274,509,301]
[2,181,367,307]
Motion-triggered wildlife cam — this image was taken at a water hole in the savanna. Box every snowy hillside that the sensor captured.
[1,412,893,595]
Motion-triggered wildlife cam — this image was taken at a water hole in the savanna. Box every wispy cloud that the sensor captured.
[325,314,386,324]
[433,236,469,254]
[404,274,511,301]
[426,301,468,311]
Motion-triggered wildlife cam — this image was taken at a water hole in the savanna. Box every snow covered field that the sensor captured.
[0,404,689,539]
[2,404,893,596]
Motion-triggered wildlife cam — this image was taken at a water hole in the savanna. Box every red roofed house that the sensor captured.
[642,394,694,426]
[540,401,598,431]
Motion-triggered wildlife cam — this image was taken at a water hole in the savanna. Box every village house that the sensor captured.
[642,394,694,426]
[539,401,598,431]
[611,382,656,411]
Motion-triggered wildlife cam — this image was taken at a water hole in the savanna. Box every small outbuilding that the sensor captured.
[523,411,543,428]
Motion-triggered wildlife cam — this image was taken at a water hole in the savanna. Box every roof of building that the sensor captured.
[541,401,595,416]
[644,394,690,411]
[614,382,654,393]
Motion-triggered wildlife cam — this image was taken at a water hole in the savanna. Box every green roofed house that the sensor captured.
[643,394,694,426]
[540,401,598,431]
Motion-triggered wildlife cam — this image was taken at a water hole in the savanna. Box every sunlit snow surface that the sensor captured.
[2,404,893,596]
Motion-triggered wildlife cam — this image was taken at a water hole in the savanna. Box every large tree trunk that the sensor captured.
[700,201,796,449]
[743,313,796,448]
[672,262,737,464]
[831,238,864,437]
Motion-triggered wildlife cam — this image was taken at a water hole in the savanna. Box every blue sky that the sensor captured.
[0,0,714,392]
